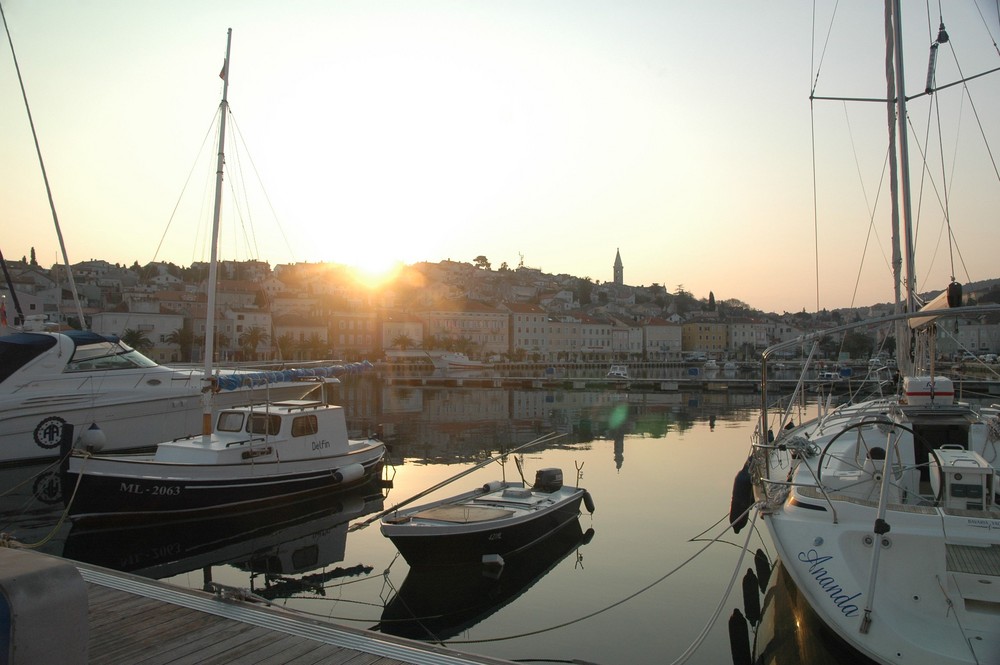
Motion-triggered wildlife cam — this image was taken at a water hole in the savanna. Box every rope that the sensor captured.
[442,502,762,649]
[0,454,66,499]
[665,508,759,665]
[10,454,87,550]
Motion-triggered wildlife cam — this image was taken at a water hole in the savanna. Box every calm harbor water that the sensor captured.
[0,380,849,665]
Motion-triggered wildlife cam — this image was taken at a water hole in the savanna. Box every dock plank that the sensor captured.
[74,561,516,665]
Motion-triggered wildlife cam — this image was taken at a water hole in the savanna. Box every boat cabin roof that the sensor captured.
[898,404,978,426]
[226,399,329,413]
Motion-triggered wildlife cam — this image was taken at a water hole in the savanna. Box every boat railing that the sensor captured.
[757,304,1000,435]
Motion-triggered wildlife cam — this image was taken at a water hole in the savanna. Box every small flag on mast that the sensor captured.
[219,58,227,81]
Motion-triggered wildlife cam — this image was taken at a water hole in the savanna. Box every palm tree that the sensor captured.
[238,326,270,361]
[303,333,327,360]
[392,333,415,350]
[121,328,153,353]
[165,326,195,362]
[274,333,297,361]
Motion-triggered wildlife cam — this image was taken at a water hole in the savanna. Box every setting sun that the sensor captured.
[348,259,406,290]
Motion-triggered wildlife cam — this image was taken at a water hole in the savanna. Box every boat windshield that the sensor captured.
[0,334,58,385]
[65,339,159,372]
[217,412,245,432]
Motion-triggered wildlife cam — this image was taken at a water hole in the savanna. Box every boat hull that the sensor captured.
[63,444,384,522]
[382,486,587,566]
[753,401,1000,665]
[379,517,593,639]
[763,497,1000,665]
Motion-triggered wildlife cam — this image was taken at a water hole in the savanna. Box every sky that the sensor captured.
[1,1,998,313]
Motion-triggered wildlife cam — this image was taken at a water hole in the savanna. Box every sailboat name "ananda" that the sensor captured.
[797,549,862,617]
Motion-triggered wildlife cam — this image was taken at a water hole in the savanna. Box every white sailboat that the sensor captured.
[0,10,354,466]
[62,30,385,522]
[741,4,1000,664]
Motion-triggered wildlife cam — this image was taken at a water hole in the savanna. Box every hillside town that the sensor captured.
[2,248,999,365]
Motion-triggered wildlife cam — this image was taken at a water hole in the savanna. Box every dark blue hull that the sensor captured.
[387,493,585,566]
[63,456,383,522]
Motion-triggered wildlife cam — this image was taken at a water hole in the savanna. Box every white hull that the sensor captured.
[754,390,1000,665]
[64,400,386,520]
[428,353,487,371]
[765,493,999,664]
[0,330,372,465]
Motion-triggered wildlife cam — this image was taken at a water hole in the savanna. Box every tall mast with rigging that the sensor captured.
[1,2,86,329]
[887,0,916,376]
[202,28,233,439]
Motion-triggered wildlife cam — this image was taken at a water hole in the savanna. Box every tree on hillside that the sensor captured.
[575,277,594,305]
[473,256,491,270]
[843,331,875,359]
[673,285,698,316]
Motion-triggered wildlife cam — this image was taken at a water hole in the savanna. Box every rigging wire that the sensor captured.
[227,112,298,261]
[151,112,220,265]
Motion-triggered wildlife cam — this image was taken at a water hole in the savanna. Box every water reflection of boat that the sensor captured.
[377,517,593,641]
[606,365,629,380]
[729,556,874,665]
[61,485,384,590]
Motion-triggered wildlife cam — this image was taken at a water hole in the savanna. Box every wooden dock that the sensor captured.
[77,561,515,664]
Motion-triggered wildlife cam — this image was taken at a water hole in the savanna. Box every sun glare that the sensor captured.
[349,259,405,290]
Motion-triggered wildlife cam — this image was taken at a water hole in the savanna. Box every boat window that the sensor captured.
[216,412,245,432]
[291,415,318,437]
[0,334,57,384]
[65,339,159,372]
[247,414,281,435]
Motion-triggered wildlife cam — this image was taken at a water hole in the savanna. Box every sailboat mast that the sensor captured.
[888,0,916,375]
[892,1,916,316]
[202,28,232,438]
[1,2,87,330]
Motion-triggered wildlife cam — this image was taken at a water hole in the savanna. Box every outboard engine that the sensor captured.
[532,467,563,493]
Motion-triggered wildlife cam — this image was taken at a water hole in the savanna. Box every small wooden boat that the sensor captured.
[380,468,594,567]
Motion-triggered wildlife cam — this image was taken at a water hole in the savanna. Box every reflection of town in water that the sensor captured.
[336,378,763,468]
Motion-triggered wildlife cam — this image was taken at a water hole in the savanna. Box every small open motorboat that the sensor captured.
[378,517,594,640]
[380,467,594,567]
